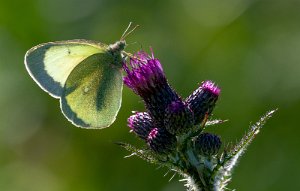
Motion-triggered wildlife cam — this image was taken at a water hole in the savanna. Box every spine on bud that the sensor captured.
[185,80,220,125]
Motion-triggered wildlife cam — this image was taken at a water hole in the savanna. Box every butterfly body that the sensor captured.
[25,39,126,129]
[109,40,126,54]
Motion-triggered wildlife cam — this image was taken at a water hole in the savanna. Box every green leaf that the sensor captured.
[116,142,158,164]
[211,109,277,191]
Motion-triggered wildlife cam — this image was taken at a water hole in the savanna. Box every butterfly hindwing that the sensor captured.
[60,53,123,128]
[25,40,107,97]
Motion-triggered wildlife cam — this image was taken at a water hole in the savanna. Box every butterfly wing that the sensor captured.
[60,53,123,128]
[25,40,107,98]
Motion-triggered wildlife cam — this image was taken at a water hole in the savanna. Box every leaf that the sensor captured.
[117,142,182,175]
[211,109,277,191]
[116,142,159,164]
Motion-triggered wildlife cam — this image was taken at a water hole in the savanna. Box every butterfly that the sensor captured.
[24,23,138,129]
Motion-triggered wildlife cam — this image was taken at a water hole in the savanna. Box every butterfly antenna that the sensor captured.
[121,22,133,40]
[120,23,139,41]
[126,41,138,46]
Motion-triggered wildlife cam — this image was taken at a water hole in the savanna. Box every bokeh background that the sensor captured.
[0,0,299,190]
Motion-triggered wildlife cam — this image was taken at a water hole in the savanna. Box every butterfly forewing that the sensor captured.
[25,40,107,97]
[60,53,123,128]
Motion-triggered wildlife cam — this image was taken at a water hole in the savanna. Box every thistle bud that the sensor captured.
[164,100,194,135]
[127,112,154,140]
[195,133,221,156]
[185,80,220,125]
[147,127,177,154]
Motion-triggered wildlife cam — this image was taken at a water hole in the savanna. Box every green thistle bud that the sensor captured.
[195,133,221,156]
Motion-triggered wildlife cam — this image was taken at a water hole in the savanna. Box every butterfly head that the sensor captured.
[109,40,126,54]
[109,22,139,54]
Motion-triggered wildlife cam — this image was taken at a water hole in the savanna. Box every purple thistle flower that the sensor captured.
[164,100,194,135]
[195,132,221,156]
[185,80,220,125]
[127,112,154,140]
[123,50,180,125]
[201,80,221,95]
[123,51,165,96]
[147,127,177,154]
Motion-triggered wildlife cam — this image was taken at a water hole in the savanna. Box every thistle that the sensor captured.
[120,48,276,191]
[123,50,180,126]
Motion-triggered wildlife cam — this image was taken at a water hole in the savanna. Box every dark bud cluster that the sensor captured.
[127,112,177,154]
[121,47,276,191]
[195,133,221,156]
[123,49,221,155]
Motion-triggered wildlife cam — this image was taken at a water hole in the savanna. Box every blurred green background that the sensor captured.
[0,0,299,190]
